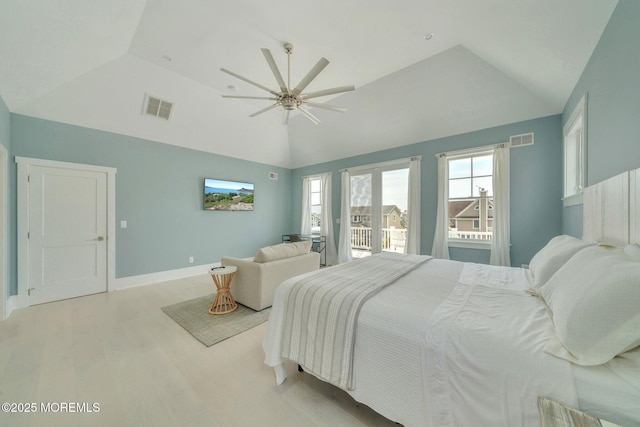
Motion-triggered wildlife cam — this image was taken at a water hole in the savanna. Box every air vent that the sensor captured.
[143,94,173,120]
[510,132,534,147]
[269,172,279,180]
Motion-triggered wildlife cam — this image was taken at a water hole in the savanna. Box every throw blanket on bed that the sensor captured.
[422,279,578,426]
[281,252,431,390]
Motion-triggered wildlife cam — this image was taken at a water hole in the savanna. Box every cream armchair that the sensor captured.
[221,241,320,311]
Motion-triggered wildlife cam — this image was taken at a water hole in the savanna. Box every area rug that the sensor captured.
[161,293,271,347]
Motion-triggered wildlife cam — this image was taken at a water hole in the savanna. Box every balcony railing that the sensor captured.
[350,227,491,254]
[448,230,492,240]
[350,227,407,252]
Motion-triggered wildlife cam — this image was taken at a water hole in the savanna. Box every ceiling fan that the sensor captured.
[220,43,355,125]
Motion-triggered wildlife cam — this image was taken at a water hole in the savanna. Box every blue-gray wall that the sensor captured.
[562,0,640,236]
[9,114,293,295]
[0,94,8,150]
[292,115,563,268]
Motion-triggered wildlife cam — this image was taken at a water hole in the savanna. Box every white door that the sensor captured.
[28,166,107,305]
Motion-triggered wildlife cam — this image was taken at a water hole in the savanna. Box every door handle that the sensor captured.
[95,236,105,241]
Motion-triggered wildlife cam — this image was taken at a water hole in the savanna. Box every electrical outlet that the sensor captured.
[188,256,194,264]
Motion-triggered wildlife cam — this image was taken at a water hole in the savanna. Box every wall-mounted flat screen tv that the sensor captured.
[204,178,254,211]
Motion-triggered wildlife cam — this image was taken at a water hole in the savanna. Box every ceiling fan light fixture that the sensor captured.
[221,42,355,125]
[281,96,297,110]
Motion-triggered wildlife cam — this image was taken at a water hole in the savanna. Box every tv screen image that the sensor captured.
[204,178,254,211]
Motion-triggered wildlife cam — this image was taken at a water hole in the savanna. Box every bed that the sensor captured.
[263,167,640,427]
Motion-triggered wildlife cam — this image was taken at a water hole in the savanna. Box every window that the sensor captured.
[310,177,322,233]
[303,172,338,265]
[564,94,587,206]
[448,151,494,242]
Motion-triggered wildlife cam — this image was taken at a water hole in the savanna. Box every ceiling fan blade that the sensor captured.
[220,68,280,96]
[291,57,329,97]
[249,103,281,117]
[282,109,290,125]
[222,95,279,100]
[297,105,321,125]
[261,48,289,94]
[302,101,347,113]
[300,85,355,100]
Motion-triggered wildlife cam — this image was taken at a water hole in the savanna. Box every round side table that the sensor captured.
[208,265,238,315]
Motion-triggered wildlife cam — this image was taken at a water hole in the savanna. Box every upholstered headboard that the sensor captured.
[583,168,640,246]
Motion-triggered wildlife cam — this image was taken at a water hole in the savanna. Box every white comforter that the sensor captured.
[263,258,578,427]
[280,252,429,390]
[424,263,578,426]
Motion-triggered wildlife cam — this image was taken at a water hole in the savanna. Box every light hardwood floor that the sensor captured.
[0,274,398,427]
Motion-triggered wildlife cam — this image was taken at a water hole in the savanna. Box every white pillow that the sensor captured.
[538,245,640,366]
[529,235,594,288]
[254,240,312,263]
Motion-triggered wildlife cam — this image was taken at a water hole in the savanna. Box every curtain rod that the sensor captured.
[435,142,509,159]
[301,171,332,180]
[338,155,421,173]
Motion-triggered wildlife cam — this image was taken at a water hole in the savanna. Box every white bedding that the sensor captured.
[423,276,577,426]
[279,252,428,390]
[458,261,533,290]
[573,346,640,426]
[345,258,461,426]
[263,257,627,427]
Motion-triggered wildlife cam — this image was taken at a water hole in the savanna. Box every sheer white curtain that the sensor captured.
[405,157,421,254]
[319,172,338,265]
[301,176,312,236]
[431,154,450,259]
[490,144,511,266]
[338,170,353,263]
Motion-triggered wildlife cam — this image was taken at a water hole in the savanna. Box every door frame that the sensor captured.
[16,157,117,308]
[0,144,7,320]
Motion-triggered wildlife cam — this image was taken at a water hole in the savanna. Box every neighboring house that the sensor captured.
[350,205,406,229]
[311,212,321,229]
[449,189,493,233]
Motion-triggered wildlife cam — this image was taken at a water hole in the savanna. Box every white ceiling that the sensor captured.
[0,0,618,168]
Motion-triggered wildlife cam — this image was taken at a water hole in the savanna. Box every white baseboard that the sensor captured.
[113,263,219,291]
[2,265,217,319]
[5,295,18,319]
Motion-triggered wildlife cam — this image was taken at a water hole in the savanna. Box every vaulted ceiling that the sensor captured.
[0,0,618,168]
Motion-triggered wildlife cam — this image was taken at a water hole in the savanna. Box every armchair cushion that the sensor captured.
[254,241,312,263]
